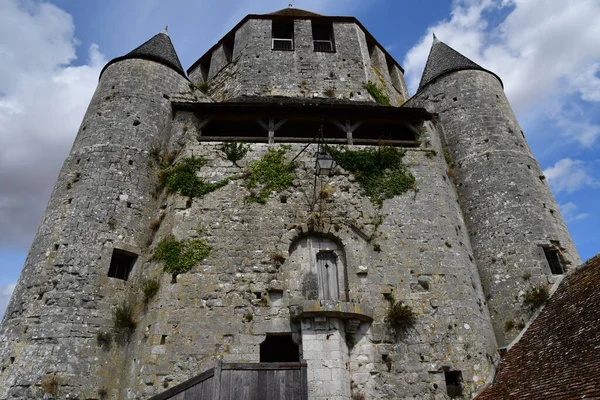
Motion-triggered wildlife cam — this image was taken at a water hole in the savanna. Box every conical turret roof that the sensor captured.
[417,35,501,92]
[100,31,186,79]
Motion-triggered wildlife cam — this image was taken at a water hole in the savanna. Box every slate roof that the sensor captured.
[417,36,501,92]
[100,32,186,79]
[266,8,322,17]
[476,254,600,400]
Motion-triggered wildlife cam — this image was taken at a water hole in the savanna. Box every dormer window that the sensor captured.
[272,20,294,51]
[312,21,334,52]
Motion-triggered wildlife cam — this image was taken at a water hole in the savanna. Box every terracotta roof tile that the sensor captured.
[476,254,600,400]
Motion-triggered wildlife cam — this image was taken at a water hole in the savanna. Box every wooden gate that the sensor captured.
[148,361,308,400]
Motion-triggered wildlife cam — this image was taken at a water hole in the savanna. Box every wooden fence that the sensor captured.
[148,361,308,400]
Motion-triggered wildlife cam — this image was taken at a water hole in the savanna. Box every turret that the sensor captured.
[0,31,194,398]
[407,36,580,345]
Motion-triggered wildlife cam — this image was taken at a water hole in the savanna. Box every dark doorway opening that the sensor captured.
[260,334,299,362]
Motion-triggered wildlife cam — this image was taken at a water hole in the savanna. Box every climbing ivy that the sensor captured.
[327,146,415,206]
[363,81,391,106]
[154,235,212,278]
[158,156,229,198]
[246,147,296,204]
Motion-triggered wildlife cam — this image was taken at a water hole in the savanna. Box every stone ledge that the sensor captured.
[289,300,373,322]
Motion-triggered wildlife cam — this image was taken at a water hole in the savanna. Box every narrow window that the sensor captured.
[317,250,339,300]
[544,248,565,274]
[312,21,334,52]
[260,334,299,362]
[272,20,294,51]
[444,370,463,397]
[108,249,137,280]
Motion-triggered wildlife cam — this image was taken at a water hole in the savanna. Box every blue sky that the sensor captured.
[0,0,598,318]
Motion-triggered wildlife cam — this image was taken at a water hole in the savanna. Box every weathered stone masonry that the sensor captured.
[0,8,579,400]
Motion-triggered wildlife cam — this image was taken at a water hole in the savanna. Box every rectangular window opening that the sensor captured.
[544,247,565,275]
[222,32,235,63]
[312,21,334,52]
[108,249,137,281]
[444,370,463,397]
[272,20,294,51]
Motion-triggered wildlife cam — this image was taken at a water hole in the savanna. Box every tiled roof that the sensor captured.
[476,254,600,400]
[100,32,186,79]
[266,8,322,17]
[417,36,501,92]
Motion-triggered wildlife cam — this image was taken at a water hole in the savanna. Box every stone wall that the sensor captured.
[0,59,190,399]
[109,111,497,399]
[407,70,581,346]
[188,18,408,105]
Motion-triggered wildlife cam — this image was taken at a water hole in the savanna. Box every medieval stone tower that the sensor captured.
[0,8,580,400]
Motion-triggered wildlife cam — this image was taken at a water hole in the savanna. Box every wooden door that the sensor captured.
[316,251,339,300]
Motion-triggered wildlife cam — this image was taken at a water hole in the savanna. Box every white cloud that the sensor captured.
[0,0,105,250]
[0,283,16,321]
[559,202,590,223]
[402,0,600,147]
[543,158,599,194]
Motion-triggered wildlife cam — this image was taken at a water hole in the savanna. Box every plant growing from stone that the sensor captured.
[363,81,390,105]
[326,146,415,206]
[270,252,286,265]
[159,156,229,198]
[96,331,112,350]
[41,374,60,396]
[386,295,417,334]
[142,278,160,303]
[523,284,550,309]
[504,319,515,331]
[154,235,211,279]
[221,142,250,165]
[114,301,137,331]
[98,388,108,399]
[246,147,296,203]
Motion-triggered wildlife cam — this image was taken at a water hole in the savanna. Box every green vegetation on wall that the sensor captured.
[523,284,550,309]
[221,142,250,165]
[142,278,160,303]
[363,81,390,106]
[154,235,211,278]
[327,146,415,206]
[386,295,417,334]
[246,147,296,204]
[114,302,136,331]
[158,156,229,198]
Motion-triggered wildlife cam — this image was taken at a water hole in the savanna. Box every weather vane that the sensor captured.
[288,0,293,7]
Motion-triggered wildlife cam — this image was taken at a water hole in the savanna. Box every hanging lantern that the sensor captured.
[316,152,335,176]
